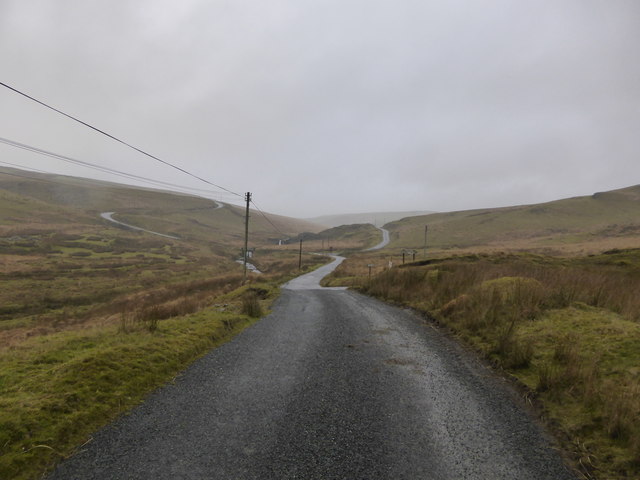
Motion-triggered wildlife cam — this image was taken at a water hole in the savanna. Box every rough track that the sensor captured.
[48,258,576,479]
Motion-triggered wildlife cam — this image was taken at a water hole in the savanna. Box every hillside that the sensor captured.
[307,210,434,228]
[385,185,640,255]
[0,166,322,246]
[0,166,326,315]
[294,223,382,252]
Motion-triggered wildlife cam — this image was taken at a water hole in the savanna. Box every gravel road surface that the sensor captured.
[47,258,576,479]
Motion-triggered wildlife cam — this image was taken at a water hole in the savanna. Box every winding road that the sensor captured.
[366,226,390,251]
[100,201,224,240]
[100,212,180,240]
[47,256,576,479]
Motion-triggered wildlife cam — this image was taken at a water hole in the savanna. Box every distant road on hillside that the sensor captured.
[365,226,390,251]
[100,212,180,240]
[100,201,223,240]
[47,257,576,480]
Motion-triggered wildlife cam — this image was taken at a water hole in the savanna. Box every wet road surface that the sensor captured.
[47,259,576,479]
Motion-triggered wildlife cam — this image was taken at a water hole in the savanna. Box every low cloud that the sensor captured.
[1,0,638,217]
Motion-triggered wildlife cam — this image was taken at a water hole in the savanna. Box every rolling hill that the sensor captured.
[385,185,640,255]
[306,210,434,228]
[0,166,322,247]
[294,223,382,252]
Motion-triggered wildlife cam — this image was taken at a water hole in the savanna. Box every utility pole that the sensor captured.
[298,238,303,270]
[243,192,251,285]
[424,225,428,258]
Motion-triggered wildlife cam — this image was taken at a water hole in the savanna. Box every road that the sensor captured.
[365,226,390,251]
[100,212,180,240]
[47,258,576,480]
[100,201,223,239]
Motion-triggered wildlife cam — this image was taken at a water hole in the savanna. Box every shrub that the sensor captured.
[241,292,263,318]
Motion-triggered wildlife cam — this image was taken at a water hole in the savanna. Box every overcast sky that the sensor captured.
[1,0,639,218]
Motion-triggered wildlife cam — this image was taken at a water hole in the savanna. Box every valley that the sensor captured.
[2,166,640,479]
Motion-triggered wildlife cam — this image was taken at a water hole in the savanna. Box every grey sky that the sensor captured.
[1,0,639,217]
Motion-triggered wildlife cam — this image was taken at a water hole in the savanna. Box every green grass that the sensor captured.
[330,251,640,479]
[0,282,280,480]
[516,307,640,477]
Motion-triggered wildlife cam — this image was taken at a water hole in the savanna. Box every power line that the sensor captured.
[0,135,239,200]
[1,146,288,250]
[0,136,239,201]
[0,80,242,198]
[250,199,289,239]
[0,160,60,177]
[0,165,117,193]
[0,160,187,193]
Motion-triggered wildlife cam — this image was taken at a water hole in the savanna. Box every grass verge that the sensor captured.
[0,281,279,480]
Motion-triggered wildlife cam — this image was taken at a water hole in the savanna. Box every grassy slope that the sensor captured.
[306,210,434,228]
[297,223,382,252]
[0,189,87,226]
[0,167,323,244]
[386,185,640,255]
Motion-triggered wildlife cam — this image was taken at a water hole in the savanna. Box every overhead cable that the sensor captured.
[0,136,238,201]
[0,166,67,185]
[0,159,60,177]
[250,199,289,239]
[0,81,242,197]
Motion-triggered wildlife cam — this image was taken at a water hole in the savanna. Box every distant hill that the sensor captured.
[306,211,435,228]
[385,185,640,256]
[0,166,323,247]
[291,223,381,252]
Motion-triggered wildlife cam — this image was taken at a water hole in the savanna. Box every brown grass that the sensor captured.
[241,291,264,318]
[336,252,640,479]
[360,254,640,324]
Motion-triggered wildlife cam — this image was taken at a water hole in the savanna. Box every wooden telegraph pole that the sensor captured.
[298,238,303,270]
[243,192,251,284]
[424,225,428,258]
